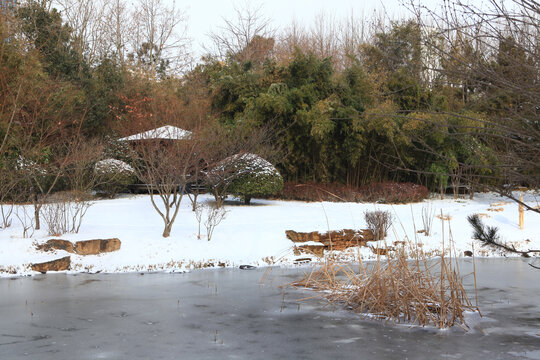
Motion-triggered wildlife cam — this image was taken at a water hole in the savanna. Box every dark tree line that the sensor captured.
[1,0,538,205]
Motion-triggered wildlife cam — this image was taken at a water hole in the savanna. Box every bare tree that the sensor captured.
[203,203,227,241]
[33,136,101,238]
[11,78,87,230]
[339,10,367,69]
[206,2,275,63]
[15,131,83,231]
[275,19,307,64]
[64,136,106,192]
[309,12,341,65]
[0,156,18,229]
[13,134,101,237]
[54,0,108,65]
[101,0,131,66]
[276,9,383,71]
[128,134,199,237]
[0,11,25,229]
[129,0,190,78]
[411,0,540,214]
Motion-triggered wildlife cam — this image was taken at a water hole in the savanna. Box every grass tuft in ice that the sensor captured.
[293,224,481,329]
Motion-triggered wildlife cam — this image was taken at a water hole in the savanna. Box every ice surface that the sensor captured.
[0,259,539,360]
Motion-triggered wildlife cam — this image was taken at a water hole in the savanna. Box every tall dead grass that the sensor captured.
[293,222,480,329]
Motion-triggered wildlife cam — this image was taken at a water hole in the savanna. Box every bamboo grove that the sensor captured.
[1,1,538,195]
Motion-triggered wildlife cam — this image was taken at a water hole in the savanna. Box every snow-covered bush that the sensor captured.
[213,153,283,205]
[94,159,136,198]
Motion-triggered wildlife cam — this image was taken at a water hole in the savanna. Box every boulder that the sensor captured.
[36,238,121,255]
[36,239,75,253]
[286,230,324,243]
[293,245,325,257]
[75,238,121,255]
[31,256,71,273]
[286,229,373,244]
[285,229,374,257]
[286,229,374,253]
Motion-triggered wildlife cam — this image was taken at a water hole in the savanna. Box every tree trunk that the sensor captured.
[469,184,475,200]
[34,203,41,230]
[191,193,198,211]
[162,223,172,237]
[244,196,251,205]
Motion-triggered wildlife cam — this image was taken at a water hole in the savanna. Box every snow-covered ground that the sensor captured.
[0,191,538,276]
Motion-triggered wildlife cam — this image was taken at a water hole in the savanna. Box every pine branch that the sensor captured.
[467,214,540,259]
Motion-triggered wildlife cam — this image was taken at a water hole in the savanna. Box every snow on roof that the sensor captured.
[118,125,192,141]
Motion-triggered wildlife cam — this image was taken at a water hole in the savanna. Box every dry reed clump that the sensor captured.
[364,210,392,241]
[293,239,480,329]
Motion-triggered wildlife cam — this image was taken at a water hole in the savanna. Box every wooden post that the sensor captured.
[519,193,524,230]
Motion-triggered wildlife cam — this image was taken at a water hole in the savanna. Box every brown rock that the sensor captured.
[286,229,374,243]
[369,246,394,256]
[463,250,473,257]
[31,256,71,273]
[286,229,374,253]
[75,238,121,255]
[294,245,325,257]
[36,238,121,255]
[36,239,75,253]
[321,229,373,248]
[286,230,321,243]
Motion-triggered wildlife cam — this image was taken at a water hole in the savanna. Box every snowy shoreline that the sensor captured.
[1,192,538,277]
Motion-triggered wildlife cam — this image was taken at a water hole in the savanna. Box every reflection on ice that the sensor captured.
[0,258,538,360]
[508,350,540,360]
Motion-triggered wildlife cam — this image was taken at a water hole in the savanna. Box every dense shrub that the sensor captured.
[94,159,137,198]
[225,154,284,204]
[271,182,362,202]
[271,181,429,203]
[357,182,429,203]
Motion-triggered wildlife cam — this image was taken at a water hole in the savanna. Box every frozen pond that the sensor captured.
[1,259,539,359]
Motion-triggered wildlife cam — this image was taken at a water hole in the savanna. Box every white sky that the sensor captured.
[183,0,445,60]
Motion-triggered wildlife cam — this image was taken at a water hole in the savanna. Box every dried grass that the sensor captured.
[421,203,435,236]
[436,214,452,221]
[364,210,392,241]
[293,227,480,329]
[41,191,94,236]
